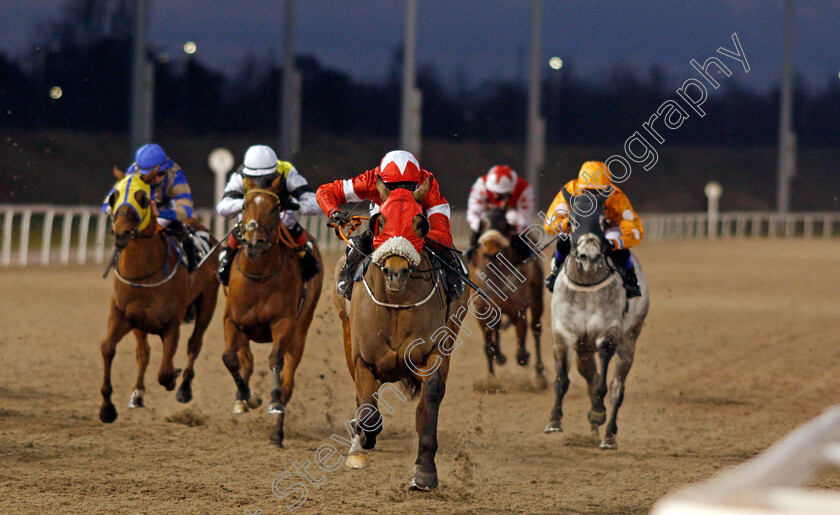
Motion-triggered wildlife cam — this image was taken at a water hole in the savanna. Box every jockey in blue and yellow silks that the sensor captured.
[102,143,200,270]
[543,161,644,298]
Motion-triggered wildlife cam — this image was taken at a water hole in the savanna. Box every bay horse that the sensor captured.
[332,178,468,491]
[469,207,546,388]
[221,175,323,447]
[544,192,649,449]
[99,167,219,423]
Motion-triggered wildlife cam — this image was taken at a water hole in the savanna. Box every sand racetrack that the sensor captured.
[2,239,840,514]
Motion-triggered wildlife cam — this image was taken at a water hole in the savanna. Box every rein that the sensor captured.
[233,249,289,282]
[113,234,182,288]
[362,270,440,309]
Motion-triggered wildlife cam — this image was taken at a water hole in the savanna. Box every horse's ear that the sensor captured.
[269,174,287,195]
[412,214,430,239]
[412,178,431,203]
[134,190,149,209]
[369,213,386,236]
[139,170,158,184]
[113,166,125,181]
[375,176,390,202]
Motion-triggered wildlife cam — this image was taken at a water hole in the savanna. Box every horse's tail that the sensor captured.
[399,376,422,400]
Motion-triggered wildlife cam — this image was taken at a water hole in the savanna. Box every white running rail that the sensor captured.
[652,404,840,515]
[0,205,836,266]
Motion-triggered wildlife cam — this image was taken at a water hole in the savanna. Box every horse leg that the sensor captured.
[176,292,213,403]
[222,317,254,414]
[157,321,182,391]
[128,330,149,409]
[493,327,507,365]
[515,312,531,366]
[531,314,547,390]
[345,357,382,470]
[238,342,260,408]
[590,337,617,432]
[545,333,570,433]
[100,302,132,423]
[602,340,635,450]
[268,319,298,447]
[482,326,495,375]
[409,350,450,491]
[339,312,355,380]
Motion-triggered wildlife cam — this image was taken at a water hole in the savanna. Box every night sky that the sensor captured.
[3,0,839,93]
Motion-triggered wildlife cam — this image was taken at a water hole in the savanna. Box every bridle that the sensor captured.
[566,216,615,288]
[234,188,297,282]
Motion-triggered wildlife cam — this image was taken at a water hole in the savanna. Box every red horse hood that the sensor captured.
[371,188,424,267]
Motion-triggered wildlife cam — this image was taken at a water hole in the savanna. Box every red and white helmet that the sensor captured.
[378,150,421,184]
[485,165,517,195]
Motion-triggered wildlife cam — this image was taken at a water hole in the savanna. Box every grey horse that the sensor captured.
[544,193,649,449]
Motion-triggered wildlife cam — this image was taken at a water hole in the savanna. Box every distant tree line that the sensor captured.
[1,0,839,146]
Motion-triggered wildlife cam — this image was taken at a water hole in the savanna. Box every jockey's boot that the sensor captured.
[166,221,198,271]
[545,238,572,293]
[615,259,641,299]
[217,244,239,286]
[338,230,374,300]
[290,223,320,282]
[442,249,465,301]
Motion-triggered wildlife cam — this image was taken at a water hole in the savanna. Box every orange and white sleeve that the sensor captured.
[604,189,644,249]
[542,184,572,235]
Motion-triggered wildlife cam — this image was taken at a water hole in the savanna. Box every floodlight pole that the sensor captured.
[525,0,545,195]
[129,0,152,156]
[400,0,422,156]
[776,0,796,215]
[280,0,301,158]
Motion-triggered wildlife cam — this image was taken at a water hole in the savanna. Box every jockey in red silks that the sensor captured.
[316,149,463,300]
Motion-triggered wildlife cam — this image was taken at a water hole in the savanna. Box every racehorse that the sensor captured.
[544,193,649,449]
[221,175,323,447]
[99,167,219,423]
[469,207,546,388]
[332,178,468,491]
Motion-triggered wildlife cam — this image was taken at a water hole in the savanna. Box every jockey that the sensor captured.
[543,161,643,298]
[316,149,462,300]
[216,145,320,285]
[103,143,200,271]
[465,165,534,261]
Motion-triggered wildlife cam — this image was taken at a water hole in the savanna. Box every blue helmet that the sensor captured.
[135,144,167,172]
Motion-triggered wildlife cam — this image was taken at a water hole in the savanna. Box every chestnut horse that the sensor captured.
[469,207,546,388]
[332,178,468,491]
[221,175,323,447]
[99,168,219,423]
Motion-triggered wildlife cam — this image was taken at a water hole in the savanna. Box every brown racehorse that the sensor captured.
[221,175,323,447]
[469,207,546,388]
[99,167,219,423]
[332,178,468,491]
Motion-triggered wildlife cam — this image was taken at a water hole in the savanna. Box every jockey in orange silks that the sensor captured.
[543,161,643,297]
[316,149,462,300]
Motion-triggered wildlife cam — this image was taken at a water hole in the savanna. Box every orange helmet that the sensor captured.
[577,161,611,190]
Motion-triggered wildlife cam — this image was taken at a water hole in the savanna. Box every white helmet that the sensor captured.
[485,165,517,195]
[242,145,278,176]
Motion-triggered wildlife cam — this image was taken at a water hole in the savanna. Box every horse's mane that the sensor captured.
[478,229,510,247]
[370,236,422,267]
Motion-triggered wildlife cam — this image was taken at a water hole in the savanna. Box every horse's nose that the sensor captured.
[255,237,268,246]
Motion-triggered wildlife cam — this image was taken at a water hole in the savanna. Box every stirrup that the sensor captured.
[545,267,559,292]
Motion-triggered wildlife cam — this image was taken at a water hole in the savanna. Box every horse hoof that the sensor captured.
[267,402,286,414]
[161,369,182,391]
[544,421,562,433]
[246,392,262,409]
[495,353,507,366]
[534,374,548,392]
[600,436,617,450]
[127,389,145,409]
[516,349,531,366]
[409,467,438,491]
[588,409,607,426]
[232,400,248,414]
[270,436,285,448]
[99,404,118,423]
[175,385,192,404]
[345,453,369,469]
